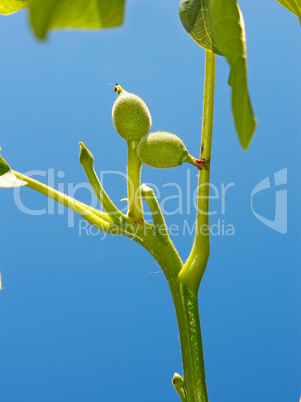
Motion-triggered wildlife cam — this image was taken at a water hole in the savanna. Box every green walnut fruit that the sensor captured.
[137,131,204,169]
[112,84,152,141]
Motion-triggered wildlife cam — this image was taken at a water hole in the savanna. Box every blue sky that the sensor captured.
[0,1,300,401]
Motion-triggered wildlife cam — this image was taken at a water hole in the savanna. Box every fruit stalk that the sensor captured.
[127,139,143,222]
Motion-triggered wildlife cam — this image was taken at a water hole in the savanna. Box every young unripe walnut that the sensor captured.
[112,84,152,141]
[137,131,204,169]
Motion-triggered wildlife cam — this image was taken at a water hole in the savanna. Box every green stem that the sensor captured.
[170,281,208,402]
[178,50,216,295]
[140,224,207,400]
[127,140,143,222]
[141,184,166,230]
[13,170,111,231]
[79,142,122,224]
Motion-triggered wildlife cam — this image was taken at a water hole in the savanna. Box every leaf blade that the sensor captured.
[179,0,222,55]
[209,0,256,149]
[0,155,27,188]
[276,0,301,23]
[0,0,28,15]
[29,0,125,39]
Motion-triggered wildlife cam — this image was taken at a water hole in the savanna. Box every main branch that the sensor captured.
[178,51,216,295]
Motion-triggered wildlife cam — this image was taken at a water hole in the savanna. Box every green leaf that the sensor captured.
[29,0,125,39]
[276,0,301,23]
[0,155,27,188]
[0,0,28,15]
[209,0,256,149]
[179,0,222,55]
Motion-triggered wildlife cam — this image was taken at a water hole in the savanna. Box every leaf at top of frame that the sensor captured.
[29,0,125,39]
[0,155,27,188]
[0,0,28,15]
[179,0,222,55]
[276,0,301,23]
[209,0,256,149]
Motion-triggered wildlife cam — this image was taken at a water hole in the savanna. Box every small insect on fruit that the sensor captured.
[137,131,205,169]
[112,84,152,141]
